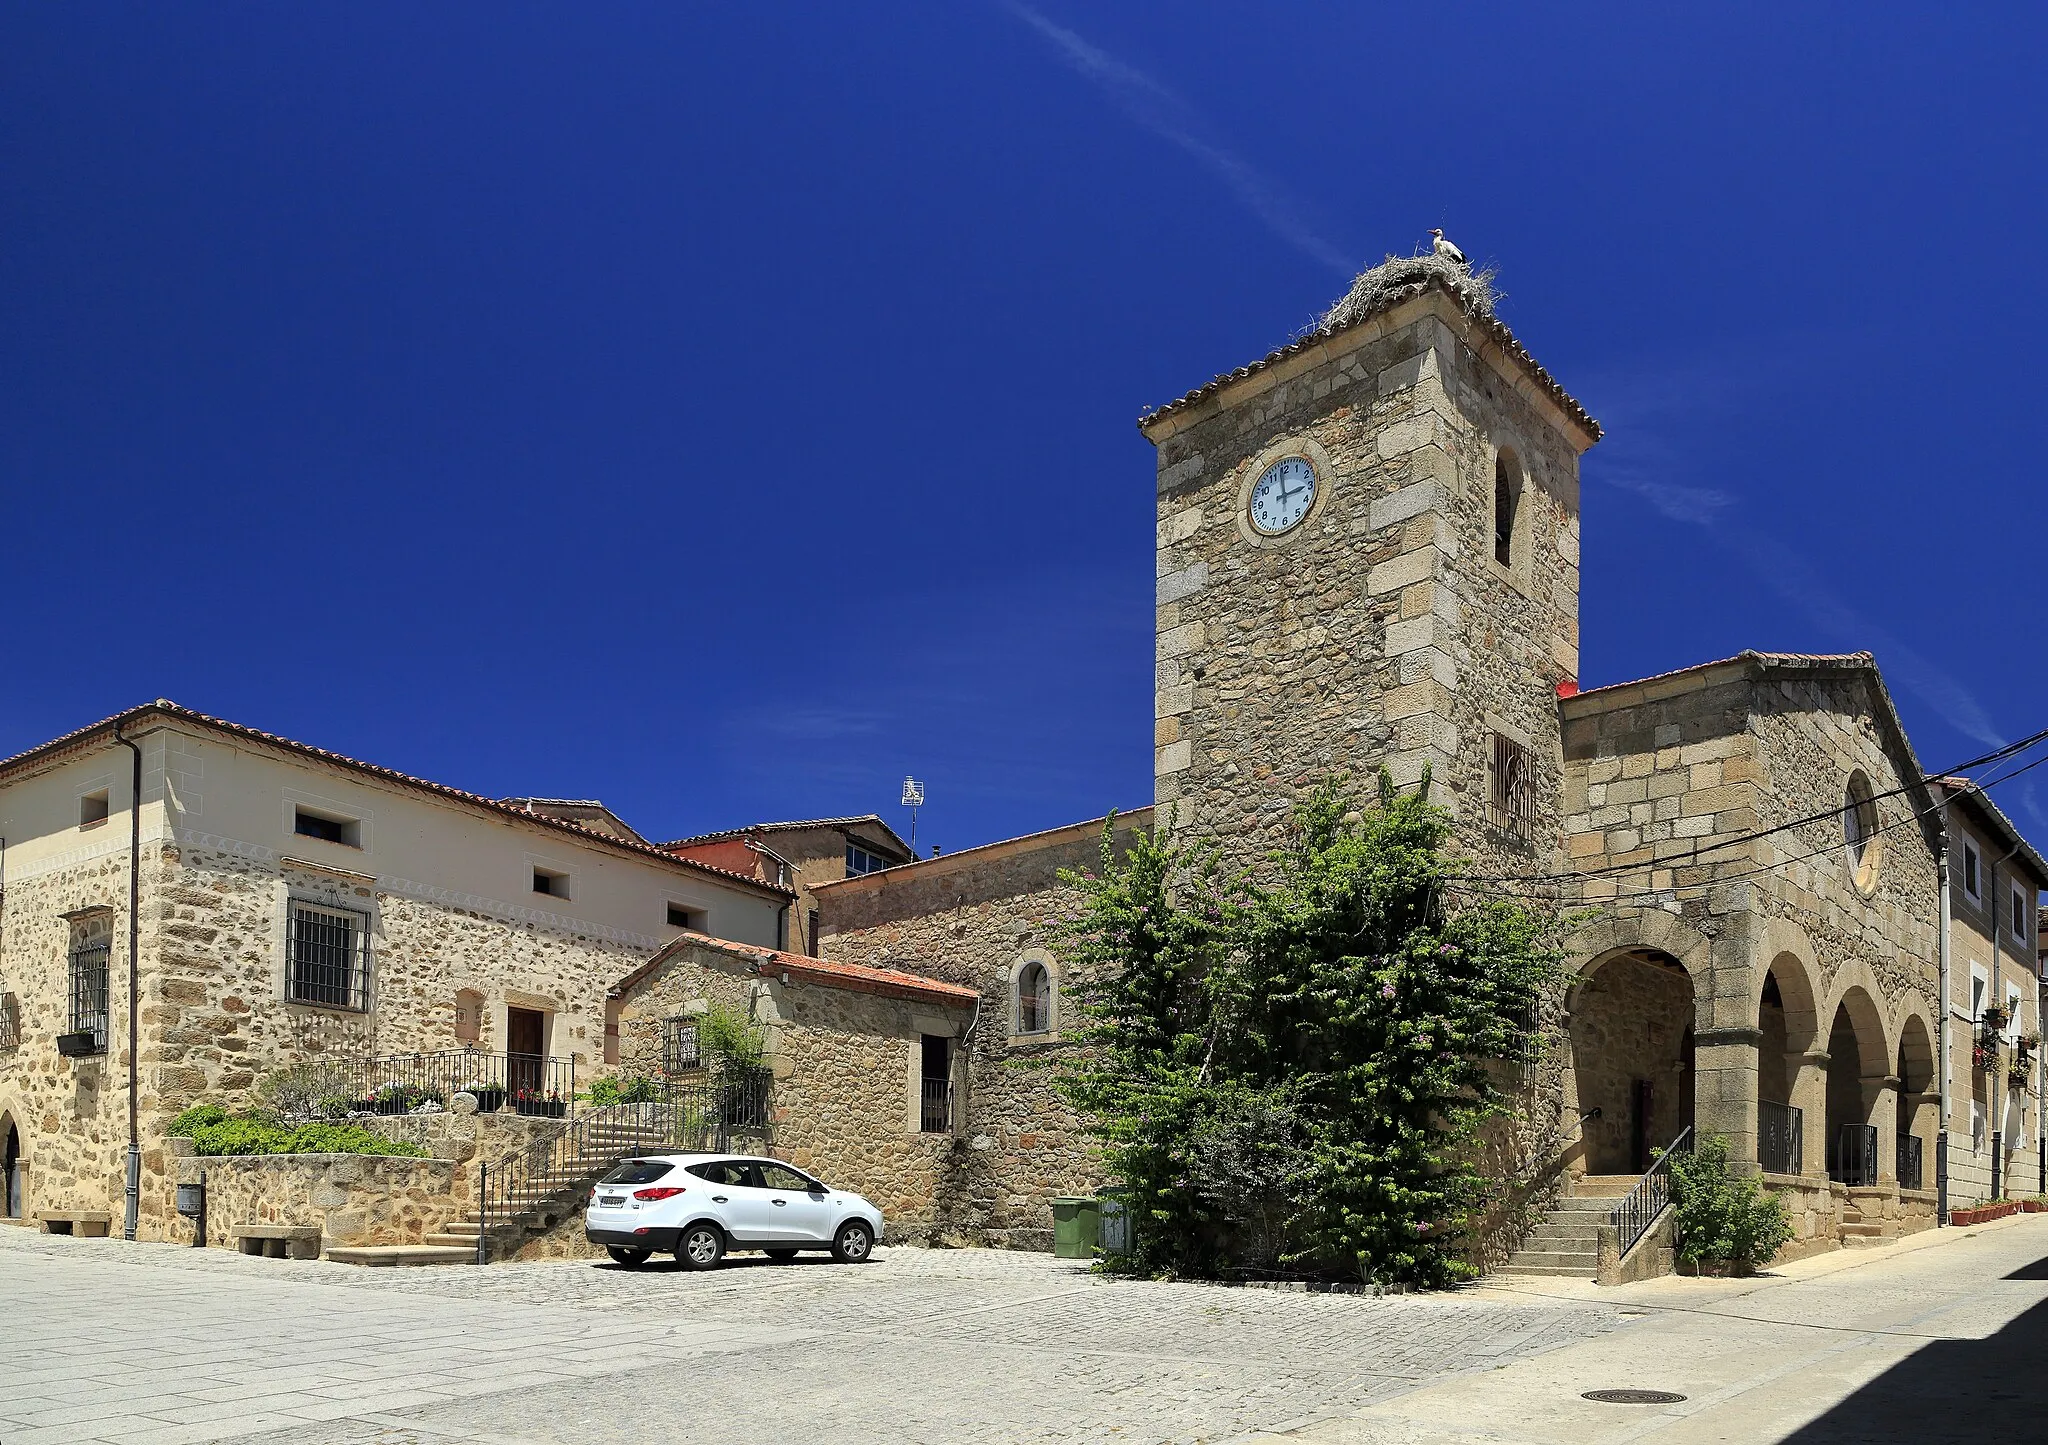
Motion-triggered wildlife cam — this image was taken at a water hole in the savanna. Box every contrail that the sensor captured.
[1000,1,1353,275]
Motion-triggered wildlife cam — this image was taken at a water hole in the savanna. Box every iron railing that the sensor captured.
[1758,1100,1803,1175]
[1899,1133,1924,1192]
[1830,1123,1878,1188]
[67,935,110,1051]
[1610,1125,1692,1259]
[277,1049,579,1119]
[474,1074,773,1263]
[920,1078,952,1133]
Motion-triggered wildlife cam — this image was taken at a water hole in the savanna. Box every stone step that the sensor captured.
[1494,1262,1598,1278]
[1546,1206,1619,1224]
[1567,1177,1641,1198]
[326,1245,475,1268]
[1504,1249,1600,1271]
[1526,1230,1600,1251]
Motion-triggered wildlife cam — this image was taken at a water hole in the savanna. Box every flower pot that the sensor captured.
[468,1088,505,1113]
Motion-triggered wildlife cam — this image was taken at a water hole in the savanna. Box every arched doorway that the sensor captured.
[2,1114,21,1219]
[1569,950,1695,1175]
[1824,988,1888,1186]
[1758,955,1821,1175]
[1896,1016,1935,1192]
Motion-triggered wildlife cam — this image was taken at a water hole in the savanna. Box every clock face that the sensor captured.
[1248,456,1316,535]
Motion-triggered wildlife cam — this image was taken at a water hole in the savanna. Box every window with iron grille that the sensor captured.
[68,915,112,1051]
[661,1017,701,1074]
[0,991,21,1052]
[285,900,369,1010]
[1487,732,1535,842]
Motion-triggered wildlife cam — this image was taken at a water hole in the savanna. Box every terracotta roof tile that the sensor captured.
[613,931,977,1009]
[1137,273,1600,440]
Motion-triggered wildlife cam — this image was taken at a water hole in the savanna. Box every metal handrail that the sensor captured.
[278,1048,579,1119]
[474,1074,772,1263]
[1610,1125,1692,1259]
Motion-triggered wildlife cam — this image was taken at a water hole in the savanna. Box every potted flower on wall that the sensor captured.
[513,1088,565,1119]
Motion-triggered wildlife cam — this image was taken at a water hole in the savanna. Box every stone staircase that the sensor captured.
[328,1114,667,1267]
[1839,1197,1892,1249]
[1497,1174,1639,1279]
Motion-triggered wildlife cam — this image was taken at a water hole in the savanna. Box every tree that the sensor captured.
[1058,774,1560,1287]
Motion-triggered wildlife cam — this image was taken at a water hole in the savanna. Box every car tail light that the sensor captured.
[633,1187,687,1201]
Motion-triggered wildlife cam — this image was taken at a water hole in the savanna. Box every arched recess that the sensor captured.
[1,1109,23,1220]
[1008,949,1060,1039]
[1895,1013,1937,1191]
[1757,951,1823,1174]
[1823,982,1891,1185]
[1567,948,1696,1175]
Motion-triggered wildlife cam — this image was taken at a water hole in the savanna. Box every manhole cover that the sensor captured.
[1583,1389,1686,1405]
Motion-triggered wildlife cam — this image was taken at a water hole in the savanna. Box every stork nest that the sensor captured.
[1310,249,1499,339]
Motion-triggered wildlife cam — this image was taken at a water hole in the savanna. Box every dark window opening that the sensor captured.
[1493,451,1521,567]
[1017,962,1051,1034]
[79,791,109,828]
[66,919,111,1052]
[294,808,358,847]
[533,868,567,898]
[286,901,368,1010]
[666,903,699,929]
[920,1034,952,1132]
[661,1017,700,1074]
[1487,732,1535,842]
[846,843,892,877]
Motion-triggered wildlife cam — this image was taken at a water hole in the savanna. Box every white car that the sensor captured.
[584,1153,883,1269]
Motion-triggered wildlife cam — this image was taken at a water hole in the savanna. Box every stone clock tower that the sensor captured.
[1138,268,1600,878]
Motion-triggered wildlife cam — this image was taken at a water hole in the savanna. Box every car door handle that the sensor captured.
[772,1198,787,1206]
[711,1195,727,1203]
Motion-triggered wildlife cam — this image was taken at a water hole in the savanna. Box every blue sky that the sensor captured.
[5,4,2044,849]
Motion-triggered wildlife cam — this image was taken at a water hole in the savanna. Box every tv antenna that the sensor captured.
[901,775,925,848]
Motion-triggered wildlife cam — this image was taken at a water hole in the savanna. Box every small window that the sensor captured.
[1016,961,1052,1035]
[0,991,20,1052]
[1971,971,1988,1023]
[1843,773,1879,888]
[2013,885,2030,943]
[1964,839,1982,900]
[66,915,112,1052]
[660,1017,700,1074]
[532,867,569,899]
[294,807,359,848]
[1486,732,1534,842]
[846,843,890,877]
[79,790,109,828]
[666,903,701,930]
[600,1160,674,1186]
[286,900,369,1010]
[1492,450,1521,568]
[1972,1099,1987,1152]
[919,1034,952,1133]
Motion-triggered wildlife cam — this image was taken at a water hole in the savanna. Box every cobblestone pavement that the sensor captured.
[0,1228,1618,1444]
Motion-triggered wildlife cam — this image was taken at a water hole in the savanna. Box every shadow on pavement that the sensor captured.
[1775,1285,2048,1443]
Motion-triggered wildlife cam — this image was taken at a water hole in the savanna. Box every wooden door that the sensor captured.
[507,1007,545,1097]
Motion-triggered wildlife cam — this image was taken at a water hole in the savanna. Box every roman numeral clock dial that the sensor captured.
[1248,455,1316,535]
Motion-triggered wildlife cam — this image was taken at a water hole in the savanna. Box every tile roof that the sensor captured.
[0,701,790,898]
[811,808,1154,892]
[661,814,913,858]
[1931,776,2048,889]
[1566,651,1873,703]
[612,931,978,1009]
[1136,272,1601,441]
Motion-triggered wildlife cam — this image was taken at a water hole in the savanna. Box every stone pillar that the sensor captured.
[1790,1049,1829,1179]
[1694,1026,1761,1173]
[1862,1073,1901,1186]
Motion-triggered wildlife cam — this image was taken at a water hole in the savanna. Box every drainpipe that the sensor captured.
[113,723,144,1242]
[1989,840,2021,1203]
[1938,830,1952,1223]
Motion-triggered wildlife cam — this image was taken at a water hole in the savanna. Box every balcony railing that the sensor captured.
[281,1049,580,1119]
[1758,1100,1803,1175]
[1898,1133,1924,1192]
[1829,1123,1878,1188]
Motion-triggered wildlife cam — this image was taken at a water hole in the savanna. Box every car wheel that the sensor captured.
[831,1220,874,1264]
[677,1223,725,1271]
[607,1246,651,1268]
[766,1248,799,1264]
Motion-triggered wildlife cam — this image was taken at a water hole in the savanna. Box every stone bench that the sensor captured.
[37,1211,111,1237]
[229,1224,323,1260]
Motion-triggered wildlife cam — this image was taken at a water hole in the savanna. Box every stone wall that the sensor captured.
[167,1146,466,1252]
[612,937,975,1242]
[1143,288,1592,888]
[813,817,1148,1248]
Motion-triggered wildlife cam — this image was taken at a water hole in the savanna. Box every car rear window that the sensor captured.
[599,1160,673,1185]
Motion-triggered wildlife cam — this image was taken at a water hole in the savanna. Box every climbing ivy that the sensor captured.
[1056,773,1559,1288]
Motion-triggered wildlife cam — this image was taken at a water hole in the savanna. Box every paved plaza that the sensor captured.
[2,1217,2045,1444]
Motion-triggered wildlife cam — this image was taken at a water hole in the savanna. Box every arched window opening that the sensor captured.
[1493,450,1522,568]
[1016,961,1052,1035]
[1843,772,1880,889]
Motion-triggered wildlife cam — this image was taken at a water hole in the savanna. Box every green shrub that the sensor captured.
[586,1074,663,1107]
[1669,1133,1794,1273]
[174,1107,427,1158]
[256,1062,356,1120]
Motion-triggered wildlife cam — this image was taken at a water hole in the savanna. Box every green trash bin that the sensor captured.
[1052,1196,1102,1259]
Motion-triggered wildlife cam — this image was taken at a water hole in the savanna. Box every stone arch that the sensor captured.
[1564,910,1717,1003]
[1008,949,1060,1039]
[0,1106,23,1220]
[1895,1011,1937,1191]
[1567,946,1696,1176]
[1756,949,1825,1174]
[1822,977,1891,1186]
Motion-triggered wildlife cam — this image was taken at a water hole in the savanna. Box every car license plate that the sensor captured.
[598,1195,624,1208]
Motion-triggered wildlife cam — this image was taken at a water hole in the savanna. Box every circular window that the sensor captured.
[1843,772,1881,893]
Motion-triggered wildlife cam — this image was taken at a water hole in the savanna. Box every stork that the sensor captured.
[1429,228,1468,266]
